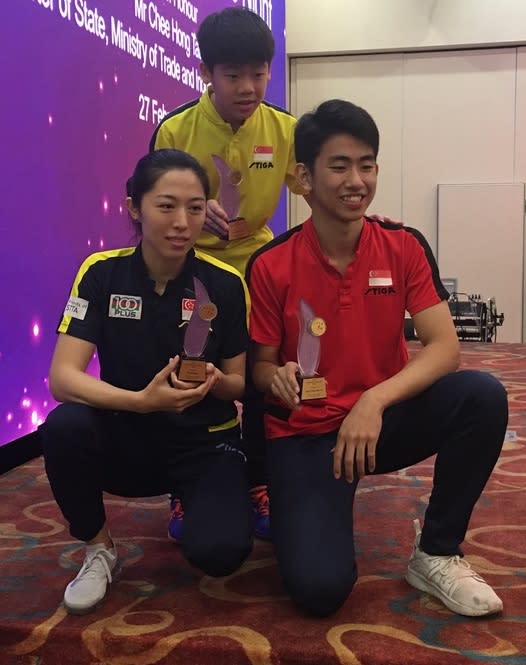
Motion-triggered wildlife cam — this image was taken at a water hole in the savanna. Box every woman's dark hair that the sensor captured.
[295,99,380,172]
[127,149,210,235]
[197,8,274,70]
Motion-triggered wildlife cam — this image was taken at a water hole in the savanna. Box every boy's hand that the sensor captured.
[368,212,402,225]
[204,200,230,239]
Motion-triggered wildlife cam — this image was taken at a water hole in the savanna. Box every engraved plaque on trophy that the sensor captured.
[211,154,250,241]
[178,277,217,383]
[296,299,327,400]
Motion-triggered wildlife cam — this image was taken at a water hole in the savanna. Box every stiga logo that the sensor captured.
[249,161,274,169]
[108,294,143,319]
[365,286,396,296]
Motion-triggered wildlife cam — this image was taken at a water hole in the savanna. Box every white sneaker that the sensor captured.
[63,543,120,615]
[406,519,503,617]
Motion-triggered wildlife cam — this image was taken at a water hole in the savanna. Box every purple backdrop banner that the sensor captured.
[0,0,286,447]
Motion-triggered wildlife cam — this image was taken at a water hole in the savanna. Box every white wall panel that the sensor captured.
[516,48,526,341]
[516,48,526,182]
[402,49,516,250]
[437,183,524,342]
[290,54,403,227]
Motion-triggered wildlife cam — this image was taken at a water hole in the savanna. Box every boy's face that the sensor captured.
[298,133,378,225]
[200,62,270,130]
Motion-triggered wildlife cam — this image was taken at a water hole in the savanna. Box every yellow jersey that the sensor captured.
[150,89,301,274]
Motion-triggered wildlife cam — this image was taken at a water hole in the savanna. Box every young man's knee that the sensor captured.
[287,570,357,617]
[282,562,357,617]
[457,370,508,419]
[184,536,252,577]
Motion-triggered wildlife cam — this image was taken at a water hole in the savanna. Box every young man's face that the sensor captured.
[200,62,271,130]
[300,133,378,225]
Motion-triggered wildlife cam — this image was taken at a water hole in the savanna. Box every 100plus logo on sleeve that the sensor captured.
[108,295,143,319]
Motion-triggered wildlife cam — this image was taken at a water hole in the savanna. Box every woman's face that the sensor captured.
[128,168,207,265]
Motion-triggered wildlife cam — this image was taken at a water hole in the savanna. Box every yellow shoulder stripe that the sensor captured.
[58,247,136,333]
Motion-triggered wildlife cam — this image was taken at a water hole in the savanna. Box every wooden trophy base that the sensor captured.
[298,375,327,400]
[228,217,251,240]
[178,357,207,383]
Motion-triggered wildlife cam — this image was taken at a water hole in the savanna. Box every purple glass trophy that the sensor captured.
[179,277,217,382]
[211,154,250,241]
[297,299,327,400]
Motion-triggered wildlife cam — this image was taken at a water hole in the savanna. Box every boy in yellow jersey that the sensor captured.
[150,7,303,541]
[150,8,301,274]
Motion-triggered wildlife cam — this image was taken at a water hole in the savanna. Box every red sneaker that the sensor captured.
[250,484,271,540]
[167,496,184,542]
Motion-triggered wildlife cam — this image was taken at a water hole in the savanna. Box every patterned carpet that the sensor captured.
[1,343,525,665]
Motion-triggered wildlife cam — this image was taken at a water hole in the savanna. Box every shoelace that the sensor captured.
[429,554,486,591]
[74,549,114,585]
[250,486,269,516]
[412,519,490,594]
